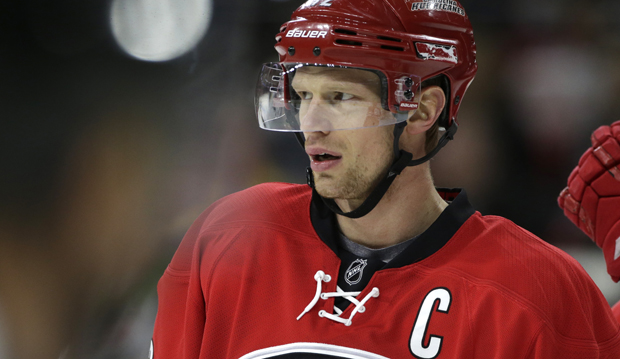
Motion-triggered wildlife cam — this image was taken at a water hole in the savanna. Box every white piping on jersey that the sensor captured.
[238,342,390,359]
[239,343,389,359]
[297,270,380,326]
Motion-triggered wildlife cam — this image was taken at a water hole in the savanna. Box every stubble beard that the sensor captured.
[311,124,395,204]
[313,151,393,202]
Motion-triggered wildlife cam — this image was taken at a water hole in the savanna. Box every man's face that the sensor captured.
[291,67,395,201]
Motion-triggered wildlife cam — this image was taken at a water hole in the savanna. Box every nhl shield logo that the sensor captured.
[345,259,368,285]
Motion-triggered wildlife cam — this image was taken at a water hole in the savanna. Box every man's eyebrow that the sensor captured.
[327,79,381,96]
[327,82,376,94]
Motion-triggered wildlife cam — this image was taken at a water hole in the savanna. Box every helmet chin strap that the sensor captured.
[306,120,458,219]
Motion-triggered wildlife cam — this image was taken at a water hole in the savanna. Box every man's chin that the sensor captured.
[314,178,363,201]
[312,175,345,198]
[314,182,340,199]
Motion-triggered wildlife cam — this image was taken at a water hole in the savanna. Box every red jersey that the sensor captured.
[152,183,620,358]
[613,302,620,324]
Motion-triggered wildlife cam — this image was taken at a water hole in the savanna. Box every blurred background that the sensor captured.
[1,0,620,357]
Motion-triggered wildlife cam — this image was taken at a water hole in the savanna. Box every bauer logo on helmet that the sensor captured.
[285,29,328,39]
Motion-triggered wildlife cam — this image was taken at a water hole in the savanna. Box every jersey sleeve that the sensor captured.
[151,208,211,359]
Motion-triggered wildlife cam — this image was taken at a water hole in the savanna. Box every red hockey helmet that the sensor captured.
[256,0,477,132]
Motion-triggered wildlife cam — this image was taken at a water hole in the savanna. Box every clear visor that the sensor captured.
[256,63,420,132]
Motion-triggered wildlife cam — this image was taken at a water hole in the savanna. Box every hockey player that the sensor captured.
[558,121,620,322]
[152,0,620,358]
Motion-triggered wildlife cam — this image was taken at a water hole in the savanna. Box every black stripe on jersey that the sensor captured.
[310,188,342,256]
[386,189,474,269]
[310,188,475,269]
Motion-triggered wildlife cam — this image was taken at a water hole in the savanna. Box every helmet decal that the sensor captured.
[406,0,466,16]
[415,43,459,64]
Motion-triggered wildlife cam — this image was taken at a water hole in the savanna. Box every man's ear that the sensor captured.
[405,86,446,135]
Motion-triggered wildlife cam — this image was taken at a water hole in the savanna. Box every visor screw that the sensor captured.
[288,46,295,56]
[404,90,413,100]
[313,47,321,56]
[404,77,413,88]
[454,95,460,105]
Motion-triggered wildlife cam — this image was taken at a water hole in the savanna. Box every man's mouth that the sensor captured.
[306,148,343,172]
[312,153,342,162]
[310,153,342,172]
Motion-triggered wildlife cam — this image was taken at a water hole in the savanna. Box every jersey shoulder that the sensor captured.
[457,213,598,299]
[168,182,312,272]
[202,182,312,226]
[445,213,619,341]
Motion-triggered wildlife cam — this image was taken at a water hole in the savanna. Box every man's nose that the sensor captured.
[299,100,333,134]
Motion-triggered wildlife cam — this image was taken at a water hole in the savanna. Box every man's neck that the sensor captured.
[335,165,448,249]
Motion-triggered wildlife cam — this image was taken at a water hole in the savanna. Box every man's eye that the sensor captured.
[334,92,354,101]
[298,91,313,100]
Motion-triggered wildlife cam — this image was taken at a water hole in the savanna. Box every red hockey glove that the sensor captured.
[558,121,620,282]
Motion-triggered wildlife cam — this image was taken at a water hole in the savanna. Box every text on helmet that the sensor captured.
[300,0,333,8]
[286,30,328,39]
[410,0,465,17]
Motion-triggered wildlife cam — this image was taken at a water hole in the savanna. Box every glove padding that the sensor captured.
[558,121,620,282]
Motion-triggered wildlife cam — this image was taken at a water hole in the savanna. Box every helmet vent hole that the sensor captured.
[376,35,401,42]
[334,28,357,36]
[335,39,363,46]
[380,45,404,51]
